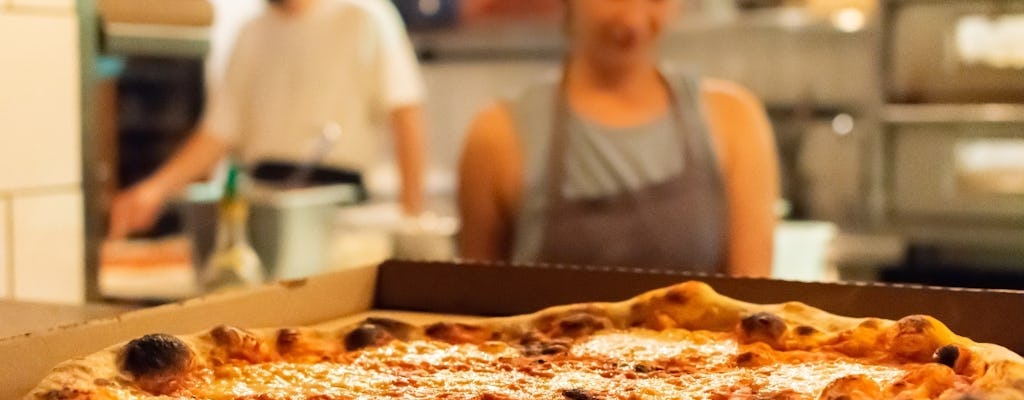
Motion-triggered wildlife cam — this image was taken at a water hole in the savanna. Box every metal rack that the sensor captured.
[870,0,1024,280]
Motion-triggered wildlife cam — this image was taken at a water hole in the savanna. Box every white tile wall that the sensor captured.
[10,0,74,12]
[12,190,84,304]
[0,13,80,192]
[0,197,9,299]
[420,61,558,171]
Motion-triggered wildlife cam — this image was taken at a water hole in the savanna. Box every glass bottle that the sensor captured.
[199,162,265,291]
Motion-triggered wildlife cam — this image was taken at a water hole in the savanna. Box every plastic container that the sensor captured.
[182,182,360,281]
[771,221,838,282]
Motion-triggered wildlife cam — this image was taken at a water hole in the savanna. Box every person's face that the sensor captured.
[567,0,678,68]
[268,0,315,15]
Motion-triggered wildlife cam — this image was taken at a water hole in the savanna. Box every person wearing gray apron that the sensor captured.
[506,67,726,272]
[457,0,778,276]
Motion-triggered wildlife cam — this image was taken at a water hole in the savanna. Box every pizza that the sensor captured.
[27,281,1024,399]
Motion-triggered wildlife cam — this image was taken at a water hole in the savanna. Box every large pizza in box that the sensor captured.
[28,281,1024,399]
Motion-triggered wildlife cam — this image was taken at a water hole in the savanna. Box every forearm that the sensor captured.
[726,200,776,278]
[725,131,780,278]
[391,105,427,216]
[145,126,230,195]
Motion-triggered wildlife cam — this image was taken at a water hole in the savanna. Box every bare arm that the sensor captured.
[703,79,780,277]
[391,105,427,216]
[457,103,523,261]
[107,127,229,239]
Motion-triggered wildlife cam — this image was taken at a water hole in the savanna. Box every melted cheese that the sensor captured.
[107,328,915,399]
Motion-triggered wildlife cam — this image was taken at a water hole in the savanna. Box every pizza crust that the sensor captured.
[26,281,1024,399]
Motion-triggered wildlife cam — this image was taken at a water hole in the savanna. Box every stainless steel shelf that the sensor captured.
[102,22,209,58]
[883,104,1024,124]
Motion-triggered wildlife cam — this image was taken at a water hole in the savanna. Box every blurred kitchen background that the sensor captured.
[1,0,1022,304]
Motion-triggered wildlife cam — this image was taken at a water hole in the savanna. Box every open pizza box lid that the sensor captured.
[2,259,1024,398]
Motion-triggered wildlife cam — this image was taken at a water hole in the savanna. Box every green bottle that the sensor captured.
[199,162,265,291]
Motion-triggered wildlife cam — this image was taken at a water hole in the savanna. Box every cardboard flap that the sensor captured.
[0,265,377,400]
[376,260,1024,353]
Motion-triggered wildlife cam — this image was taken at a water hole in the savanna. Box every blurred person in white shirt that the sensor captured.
[108,0,427,239]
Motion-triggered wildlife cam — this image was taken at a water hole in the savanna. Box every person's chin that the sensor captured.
[598,50,648,69]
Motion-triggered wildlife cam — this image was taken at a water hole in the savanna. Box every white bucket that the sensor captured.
[771,221,838,282]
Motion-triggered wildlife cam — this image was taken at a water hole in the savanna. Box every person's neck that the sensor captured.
[566,52,661,100]
[564,51,668,127]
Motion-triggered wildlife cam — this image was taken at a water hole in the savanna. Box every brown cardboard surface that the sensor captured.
[0,265,377,400]
[375,260,1024,354]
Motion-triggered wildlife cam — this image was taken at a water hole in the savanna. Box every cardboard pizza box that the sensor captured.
[2,260,1023,399]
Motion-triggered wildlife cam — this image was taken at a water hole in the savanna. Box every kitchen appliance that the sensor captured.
[874,0,1024,285]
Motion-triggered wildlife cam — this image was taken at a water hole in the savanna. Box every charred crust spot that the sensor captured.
[735,352,756,366]
[551,312,612,338]
[425,322,452,337]
[276,328,301,351]
[119,333,192,378]
[344,323,394,351]
[933,344,960,368]
[363,317,416,340]
[795,326,817,336]
[562,388,599,400]
[343,317,420,351]
[633,363,655,373]
[739,312,787,343]
[665,287,690,304]
[558,314,600,332]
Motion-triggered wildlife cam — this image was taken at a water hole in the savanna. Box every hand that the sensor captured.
[108,181,168,239]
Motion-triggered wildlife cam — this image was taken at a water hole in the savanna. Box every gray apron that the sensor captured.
[536,69,727,272]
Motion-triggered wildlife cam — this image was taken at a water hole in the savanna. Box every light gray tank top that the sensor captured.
[508,71,726,269]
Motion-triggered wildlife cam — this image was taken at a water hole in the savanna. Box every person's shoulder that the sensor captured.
[503,69,560,109]
[700,78,764,113]
[227,11,276,56]
[471,102,516,137]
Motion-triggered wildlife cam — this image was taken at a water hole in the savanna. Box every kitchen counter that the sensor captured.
[0,301,136,339]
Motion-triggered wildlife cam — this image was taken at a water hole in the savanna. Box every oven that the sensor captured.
[877,0,1024,281]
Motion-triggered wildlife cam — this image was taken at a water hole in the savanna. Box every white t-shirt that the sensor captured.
[203,0,425,172]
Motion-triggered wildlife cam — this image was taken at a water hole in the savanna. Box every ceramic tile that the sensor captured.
[10,0,74,12]
[12,190,84,304]
[0,13,80,192]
